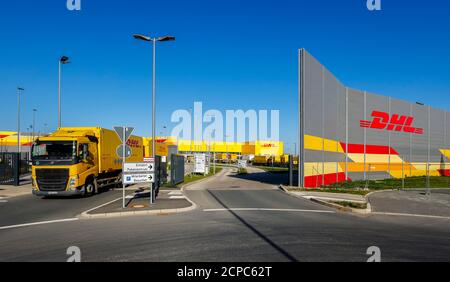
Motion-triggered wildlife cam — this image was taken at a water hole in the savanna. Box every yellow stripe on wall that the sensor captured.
[305,135,344,153]
[440,149,450,159]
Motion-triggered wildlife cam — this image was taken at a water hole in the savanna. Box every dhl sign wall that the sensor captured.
[298,49,450,188]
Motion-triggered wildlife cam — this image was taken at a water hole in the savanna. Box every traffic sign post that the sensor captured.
[122,159,156,204]
[114,126,134,209]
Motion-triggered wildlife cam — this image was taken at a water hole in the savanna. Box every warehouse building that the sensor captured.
[298,49,450,188]
[144,137,284,161]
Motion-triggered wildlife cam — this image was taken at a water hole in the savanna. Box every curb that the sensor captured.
[79,204,197,219]
[279,185,372,215]
[78,168,229,219]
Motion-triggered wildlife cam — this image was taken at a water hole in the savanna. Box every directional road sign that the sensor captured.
[124,162,154,173]
[123,173,155,184]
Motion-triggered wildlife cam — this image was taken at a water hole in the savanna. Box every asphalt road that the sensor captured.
[0,188,133,227]
[0,168,449,262]
[369,189,450,217]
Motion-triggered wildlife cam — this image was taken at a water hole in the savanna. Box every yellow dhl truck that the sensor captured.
[31,127,144,197]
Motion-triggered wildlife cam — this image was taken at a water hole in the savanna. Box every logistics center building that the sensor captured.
[298,49,450,188]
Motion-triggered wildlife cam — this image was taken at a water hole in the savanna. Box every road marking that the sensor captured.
[372,212,450,220]
[0,200,8,203]
[81,198,122,216]
[169,191,183,195]
[170,196,186,199]
[203,208,335,214]
[0,218,79,231]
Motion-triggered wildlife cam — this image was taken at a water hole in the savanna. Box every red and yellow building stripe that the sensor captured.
[303,134,450,188]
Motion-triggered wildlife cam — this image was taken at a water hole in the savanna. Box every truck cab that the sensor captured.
[31,135,99,197]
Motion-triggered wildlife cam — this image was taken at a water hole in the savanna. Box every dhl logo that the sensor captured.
[126,139,141,148]
[262,144,276,148]
[360,111,424,135]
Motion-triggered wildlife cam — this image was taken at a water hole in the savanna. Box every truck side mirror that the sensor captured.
[82,145,89,162]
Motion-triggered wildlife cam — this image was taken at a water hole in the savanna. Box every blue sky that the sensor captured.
[1,0,449,153]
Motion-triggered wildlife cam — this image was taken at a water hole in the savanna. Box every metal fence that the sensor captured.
[0,153,29,186]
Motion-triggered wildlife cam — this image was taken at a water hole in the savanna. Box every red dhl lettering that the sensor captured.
[126,139,141,148]
[262,144,276,148]
[360,111,424,135]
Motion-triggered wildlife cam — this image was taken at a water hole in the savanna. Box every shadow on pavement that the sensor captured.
[228,171,294,186]
[207,189,299,262]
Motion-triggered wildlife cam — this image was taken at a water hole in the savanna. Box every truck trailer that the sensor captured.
[31,127,144,197]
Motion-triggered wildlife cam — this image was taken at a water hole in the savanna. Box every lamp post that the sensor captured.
[189,107,193,154]
[27,127,31,160]
[133,34,175,204]
[32,109,37,144]
[58,56,70,128]
[17,87,25,154]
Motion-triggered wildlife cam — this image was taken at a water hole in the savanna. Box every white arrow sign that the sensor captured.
[124,163,154,173]
[123,173,155,184]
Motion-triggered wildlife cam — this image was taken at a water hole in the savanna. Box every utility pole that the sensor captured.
[17,87,25,154]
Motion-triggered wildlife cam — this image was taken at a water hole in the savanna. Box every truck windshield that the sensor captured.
[32,141,77,160]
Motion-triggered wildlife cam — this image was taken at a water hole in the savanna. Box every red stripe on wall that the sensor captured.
[0,135,10,139]
[304,172,349,188]
[438,169,450,177]
[340,143,399,155]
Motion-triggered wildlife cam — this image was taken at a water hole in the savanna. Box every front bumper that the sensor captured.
[33,187,85,197]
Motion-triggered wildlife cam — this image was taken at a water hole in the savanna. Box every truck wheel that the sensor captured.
[85,180,95,197]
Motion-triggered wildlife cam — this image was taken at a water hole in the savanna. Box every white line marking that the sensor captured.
[0,218,79,231]
[170,196,186,199]
[81,198,122,215]
[0,200,8,203]
[203,208,335,214]
[168,191,182,195]
[372,212,450,220]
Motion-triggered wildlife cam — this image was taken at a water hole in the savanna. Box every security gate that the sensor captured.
[0,153,20,186]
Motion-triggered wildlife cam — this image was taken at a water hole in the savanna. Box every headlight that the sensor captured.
[69,176,78,188]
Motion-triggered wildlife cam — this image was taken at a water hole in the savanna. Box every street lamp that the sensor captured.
[189,107,193,154]
[32,109,37,143]
[133,34,175,203]
[58,56,70,128]
[17,87,25,154]
[26,127,31,160]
